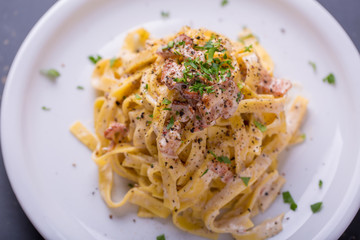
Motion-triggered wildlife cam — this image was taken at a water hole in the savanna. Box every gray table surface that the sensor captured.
[0,0,359,239]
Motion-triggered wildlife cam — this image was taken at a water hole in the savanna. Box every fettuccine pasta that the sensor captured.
[71,26,307,239]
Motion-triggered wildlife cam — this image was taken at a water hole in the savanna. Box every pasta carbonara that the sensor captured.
[71,26,307,239]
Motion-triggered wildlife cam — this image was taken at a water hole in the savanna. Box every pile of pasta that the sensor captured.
[71,27,307,240]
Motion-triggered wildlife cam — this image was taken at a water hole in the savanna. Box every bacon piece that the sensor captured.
[209,160,234,183]
[257,74,292,97]
[172,101,195,122]
[158,121,182,158]
[104,122,127,142]
[157,34,205,62]
[160,59,186,90]
[159,33,241,131]
[196,80,240,129]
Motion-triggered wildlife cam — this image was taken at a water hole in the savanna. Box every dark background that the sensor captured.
[0,0,359,239]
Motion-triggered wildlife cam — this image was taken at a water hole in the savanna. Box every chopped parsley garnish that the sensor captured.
[238,33,259,44]
[109,57,117,67]
[178,41,185,46]
[200,169,209,177]
[209,150,231,164]
[237,83,244,91]
[156,234,166,240]
[254,120,267,132]
[310,202,322,213]
[77,86,84,90]
[88,55,102,64]
[135,94,142,100]
[240,177,250,186]
[145,84,149,90]
[308,61,316,73]
[189,81,215,95]
[161,11,170,18]
[196,115,201,120]
[166,36,235,95]
[221,0,228,6]
[282,191,297,211]
[162,98,172,105]
[42,106,51,111]
[168,41,174,48]
[323,73,335,85]
[149,114,153,118]
[40,69,60,79]
[301,133,306,140]
[164,108,172,111]
[146,121,152,126]
[236,92,242,103]
[162,41,174,50]
[244,44,253,52]
[319,180,323,189]
[166,116,175,130]
[207,47,216,63]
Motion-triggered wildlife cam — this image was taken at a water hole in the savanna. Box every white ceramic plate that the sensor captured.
[2,0,360,239]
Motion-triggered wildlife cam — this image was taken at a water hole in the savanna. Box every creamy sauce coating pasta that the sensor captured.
[71,26,307,240]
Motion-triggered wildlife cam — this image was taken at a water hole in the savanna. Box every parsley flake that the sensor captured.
[221,0,228,6]
[162,98,172,105]
[42,106,51,111]
[308,61,316,73]
[282,191,297,211]
[164,108,172,111]
[157,234,166,240]
[310,202,322,213]
[77,86,84,90]
[319,180,323,189]
[201,169,209,177]
[135,94,142,100]
[244,44,253,52]
[189,81,214,95]
[238,34,259,44]
[301,133,306,140]
[166,116,174,130]
[240,177,251,186]
[146,121,152,126]
[40,69,60,80]
[236,92,242,103]
[254,120,267,132]
[161,11,170,18]
[323,73,335,85]
[145,84,149,90]
[109,57,118,67]
[209,150,231,164]
[88,55,102,64]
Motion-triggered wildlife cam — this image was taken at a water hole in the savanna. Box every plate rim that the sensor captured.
[1,0,360,239]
